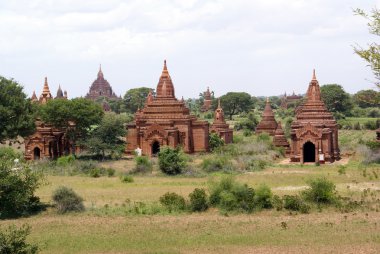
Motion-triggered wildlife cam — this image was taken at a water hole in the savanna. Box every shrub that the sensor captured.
[132,156,153,174]
[364,120,377,130]
[106,168,116,177]
[159,192,186,212]
[0,147,21,162]
[0,224,39,254]
[121,175,134,183]
[256,133,271,142]
[52,186,84,213]
[272,195,283,211]
[302,177,337,204]
[201,156,233,172]
[209,133,225,152]
[254,184,273,209]
[189,188,208,212]
[158,146,187,175]
[0,162,42,219]
[283,195,310,213]
[56,155,75,167]
[353,122,361,130]
[89,168,102,178]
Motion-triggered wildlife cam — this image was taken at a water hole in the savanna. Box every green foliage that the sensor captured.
[256,133,271,142]
[89,168,102,178]
[354,8,380,88]
[217,92,254,120]
[0,162,42,219]
[189,188,208,212]
[353,89,380,108]
[283,195,310,213]
[0,147,22,162]
[201,156,233,172]
[123,87,152,113]
[106,168,116,177]
[132,156,153,174]
[121,175,134,183]
[52,186,84,214]
[302,177,337,204]
[0,224,39,254]
[234,112,259,131]
[0,76,36,142]
[254,184,273,209]
[366,140,380,150]
[209,133,225,152]
[338,165,347,175]
[159,192,186,212]
[84,112,126,160]
[56,155,75,167]
[320,84,353,115]
[158,146,187,175]
[363,120,379,130]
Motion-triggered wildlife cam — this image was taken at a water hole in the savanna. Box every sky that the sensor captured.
[0,0,379,99]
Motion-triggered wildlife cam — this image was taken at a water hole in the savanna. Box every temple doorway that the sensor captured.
[33,147,41,160]
[152,141,160,155]
[303,141,315,163]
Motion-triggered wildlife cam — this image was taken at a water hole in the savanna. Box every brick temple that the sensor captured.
[272,121,290,154]
[126,60,209,156]
[280,91,303,109]
[290,70,340,163]
[256,98,278,136]
[210,99,233,143]
[25,78,75,160]
[86,65,119,101]
[201,87,212,112]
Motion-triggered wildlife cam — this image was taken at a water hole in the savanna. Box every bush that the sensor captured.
[0,162,42,219]
[121,175,134,183]
[254,184,273,209]
[189,188,209,212]
[201,156,233,172]
[0,224,39,254]
[52,186,84,214]
[283,195,310,213]
[106,168,116,177]
[0,147,21,162]
[364,120,378,130]
[302,177,337,204]
[158,146,187,175]
[132,156,152,174]
[209,133,225,152]
[272,195,283,211]
[56,155,75,167]
[159,192,186,212]
[256,133,271,142]
[89,168,102,178]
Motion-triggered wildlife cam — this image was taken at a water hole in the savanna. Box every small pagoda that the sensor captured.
[201,87,212,112]
[256,98,278,136]
[290,70,340,163]
[126,60,209,156]
[210,99,233,144]
[273,121,290,154]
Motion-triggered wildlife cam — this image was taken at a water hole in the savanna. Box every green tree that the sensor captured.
[209,133,225,152]
[216,92,253,120]
[320,84,353,116]
[353,89,380,108]
[0,76,35,143]
[158,146,187,175]
[354,8,380,89]
[123,87,152,113]
[0,224,39,254]
[85,113,126,159]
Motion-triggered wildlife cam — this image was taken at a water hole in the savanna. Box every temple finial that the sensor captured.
[312,69,317,80]
[266,97,269,103]
[163,60,167,70]
[218,98,221,108]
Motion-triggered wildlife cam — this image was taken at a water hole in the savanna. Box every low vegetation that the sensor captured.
[0,224,39,254]
[52,186,85,214]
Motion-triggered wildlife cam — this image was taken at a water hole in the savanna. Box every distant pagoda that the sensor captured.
[201,87,212,112]
[256,98,278,136]
[86,65,119,101]
[273,121,290,153]
[210,99,233,144]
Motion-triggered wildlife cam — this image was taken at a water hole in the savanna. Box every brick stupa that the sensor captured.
[201,87,212,112]
[273,121,290,154]
[256,98,278,135]
[290,70,340,163]
[126,60,209,156]
[210,99,233,143]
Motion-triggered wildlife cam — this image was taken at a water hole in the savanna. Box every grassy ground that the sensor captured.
[1,130,380,253]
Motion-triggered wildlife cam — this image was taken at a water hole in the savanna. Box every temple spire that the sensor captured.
[156,60,175,98]
[218,98,221,108]
[98,64,104,79]
[312,69,317,80]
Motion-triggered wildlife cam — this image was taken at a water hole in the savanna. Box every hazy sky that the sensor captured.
[0,0,379,99]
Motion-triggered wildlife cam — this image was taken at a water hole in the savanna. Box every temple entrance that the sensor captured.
[152,141,160,155]
[33,147,41,160]
[303,141,315,163]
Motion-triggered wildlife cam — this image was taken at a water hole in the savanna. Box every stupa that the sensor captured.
[126,60,209,156]
[273,121,290,154]
[201,87,212,112]
[290,70,340,163]
[86,65,119,101]
[256,98,278,135]
[210,99,233,143]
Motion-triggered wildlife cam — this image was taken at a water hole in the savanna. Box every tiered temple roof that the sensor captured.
[256,98,278,135]
[38,77,53,104]
[86,65,119,100]
[273,121,290,153]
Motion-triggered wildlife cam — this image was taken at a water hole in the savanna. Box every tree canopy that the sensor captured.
[320,84,353,116]
[123,87,152,113]
[353,89,380,108]
[354,8,380,89]
[0,76,35,143]
[216,92,254,120]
